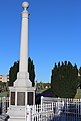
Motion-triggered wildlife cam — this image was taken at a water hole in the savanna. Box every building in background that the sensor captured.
[0,75,9,92]
[0,75,9,82]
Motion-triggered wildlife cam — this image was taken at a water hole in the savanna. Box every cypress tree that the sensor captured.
[9,57,35,86]
[51,61,78,98]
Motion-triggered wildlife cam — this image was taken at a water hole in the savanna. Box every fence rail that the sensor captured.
[26,97,81,121]
[0,96,81,121]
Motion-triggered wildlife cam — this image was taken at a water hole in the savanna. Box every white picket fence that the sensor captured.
[0,97,9,113]
[1,96,81,121]
[26,97,81,121]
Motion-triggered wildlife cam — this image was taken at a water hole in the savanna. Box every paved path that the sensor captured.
[0,119,3,121]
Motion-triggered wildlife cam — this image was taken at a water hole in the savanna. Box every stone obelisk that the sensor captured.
[14,1,32,87]
[7,2,36,121]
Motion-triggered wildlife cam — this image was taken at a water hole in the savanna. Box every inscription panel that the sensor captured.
[11,92,15,105]
[17,92,25,106]
[28,92,33,105]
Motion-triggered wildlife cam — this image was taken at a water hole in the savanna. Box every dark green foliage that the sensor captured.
[9,57,35,86]
[9,61,19,86]
[79,67,81,76]
[28,57,35,86]
[78,67,81,88]
[51,61,78,98]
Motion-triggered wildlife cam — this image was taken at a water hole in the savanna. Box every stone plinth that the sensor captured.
[14,72,32,87]
[7,86,36,121]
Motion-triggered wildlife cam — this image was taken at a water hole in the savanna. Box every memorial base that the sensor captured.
[7,86,36,121]
[7,106,25,121]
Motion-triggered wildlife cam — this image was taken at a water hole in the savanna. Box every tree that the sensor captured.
[79,67,81,76]
[78,67,81,88]
[9,57,35,86]
[9,61,19,86]
[28,57,35,86]
[51,61,78,98]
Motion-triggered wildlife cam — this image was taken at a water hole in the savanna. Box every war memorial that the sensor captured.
[7,2,36,121]
[0,1,81,121]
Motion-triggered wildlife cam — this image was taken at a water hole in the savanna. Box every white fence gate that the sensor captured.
[26,97,81,121]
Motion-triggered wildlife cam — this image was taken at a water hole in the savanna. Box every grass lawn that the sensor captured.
[0,91,8,97]
[36,88,48,93]
[74,88,81,99]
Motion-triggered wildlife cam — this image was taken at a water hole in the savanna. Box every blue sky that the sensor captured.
[0,0,81,82]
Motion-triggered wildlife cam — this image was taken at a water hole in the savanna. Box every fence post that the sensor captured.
[25,105,32,121]
[52,102,53,111]
[0,97,2,114]
[2,97,6,113]
[41,96,43,112]
[80,99,81,116]
[57,97,61,115]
